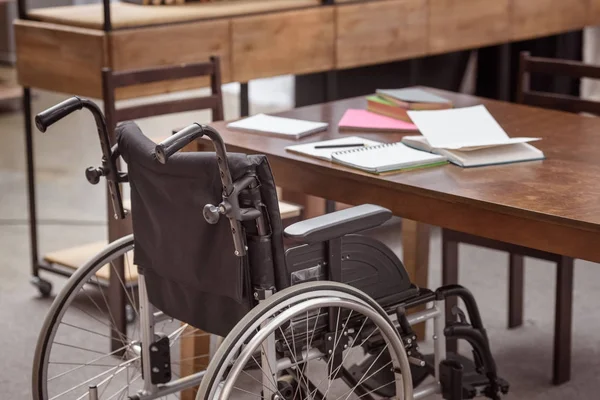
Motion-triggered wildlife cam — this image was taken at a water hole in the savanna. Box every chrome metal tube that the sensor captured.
[407,306,441,326]
[413,382,440,399]
[138,274,157,394]
[276,347,324,371]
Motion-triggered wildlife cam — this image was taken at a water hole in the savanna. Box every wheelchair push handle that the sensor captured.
[35,97,84,132]
[35,97,128,220]
[155,124,234,195]
[155,124,205,164]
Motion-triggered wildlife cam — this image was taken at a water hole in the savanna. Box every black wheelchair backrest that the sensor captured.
[116,121,286,336]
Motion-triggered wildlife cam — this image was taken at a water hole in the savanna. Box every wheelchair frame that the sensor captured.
[34,98,509,400]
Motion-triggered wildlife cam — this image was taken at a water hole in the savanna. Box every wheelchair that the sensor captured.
[32,97,509,400]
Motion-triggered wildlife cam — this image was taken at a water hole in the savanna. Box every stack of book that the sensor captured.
[367,88,453,122]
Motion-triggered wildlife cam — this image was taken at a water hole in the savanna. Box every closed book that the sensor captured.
[376,88,453,110]
[366,96,412,121]
[227,113,328,140]
[338,109,418,133]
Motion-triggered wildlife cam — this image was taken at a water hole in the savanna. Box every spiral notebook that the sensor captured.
[331,142,447,174]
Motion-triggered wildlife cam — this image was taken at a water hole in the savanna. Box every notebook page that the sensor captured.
[407,105,539,149]
[332,143,445,171]
[285,136,382,161]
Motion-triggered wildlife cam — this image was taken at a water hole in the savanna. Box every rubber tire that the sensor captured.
[196,281,409,400]
[32,235,135,400]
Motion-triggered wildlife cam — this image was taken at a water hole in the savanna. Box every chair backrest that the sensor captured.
[517,51,600,115]
[102,56,224,142]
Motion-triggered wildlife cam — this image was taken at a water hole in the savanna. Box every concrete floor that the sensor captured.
[2,73,600,399]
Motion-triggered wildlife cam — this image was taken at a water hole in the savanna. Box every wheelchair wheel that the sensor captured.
[32,235,208,400]
[197,281,413,400]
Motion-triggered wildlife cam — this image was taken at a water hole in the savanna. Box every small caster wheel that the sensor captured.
[276,375,301,400]
[126,304,137,324]
[31,277,53,297]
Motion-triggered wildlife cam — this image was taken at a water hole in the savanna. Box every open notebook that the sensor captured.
[407,105,540,150]
[404,105,545,167]
[401,136,544,167]
[331,143,447,174]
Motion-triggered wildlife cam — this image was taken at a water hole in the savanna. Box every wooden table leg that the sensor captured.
[180,325,211,400]
[402,220,431,339]
[553,256,574,385]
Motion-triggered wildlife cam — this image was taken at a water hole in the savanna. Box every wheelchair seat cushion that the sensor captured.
[117,121,286,337]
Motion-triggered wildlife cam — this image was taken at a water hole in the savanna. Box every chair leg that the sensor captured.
[553,256,574,385]
[442,230,459,353]
[508,254,525,328]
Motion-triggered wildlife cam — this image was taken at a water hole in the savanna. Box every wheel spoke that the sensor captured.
[109,259,140,321]
[60,321,115,340]
[48,342,132,381]
[49,356,139,399]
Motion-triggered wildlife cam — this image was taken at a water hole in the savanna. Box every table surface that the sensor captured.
[210,88,600,262]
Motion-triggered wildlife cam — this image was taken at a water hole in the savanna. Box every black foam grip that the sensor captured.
[155,123,205,164]
[35,97,83,132]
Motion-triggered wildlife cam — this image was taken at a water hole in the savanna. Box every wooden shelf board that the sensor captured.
[44,241,138,283]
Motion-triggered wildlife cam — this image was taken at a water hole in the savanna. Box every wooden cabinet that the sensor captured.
[336,0,427,69]
[231,7,334,82]
[15,20,107,98]
[511,0,588,41]
[110,19,231,99]
[429,0,510,53]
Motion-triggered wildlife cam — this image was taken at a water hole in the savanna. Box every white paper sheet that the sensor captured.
[407,105,540,150]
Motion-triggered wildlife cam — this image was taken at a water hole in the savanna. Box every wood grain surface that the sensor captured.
[231,7,334,82]
[110,19,231,99]
[429,0,510,53]
[209,89,600,263]
[336,0,427,69]
[14,20,107,97]
[511,0,588,41]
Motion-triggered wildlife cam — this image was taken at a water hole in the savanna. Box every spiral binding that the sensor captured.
[333,142,402,155]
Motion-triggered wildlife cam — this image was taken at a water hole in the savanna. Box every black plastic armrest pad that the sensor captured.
[284,204,392,243]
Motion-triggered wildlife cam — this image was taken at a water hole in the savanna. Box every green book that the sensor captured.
[367,95,396,106]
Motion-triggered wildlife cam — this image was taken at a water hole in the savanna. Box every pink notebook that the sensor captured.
[338,109,418,133]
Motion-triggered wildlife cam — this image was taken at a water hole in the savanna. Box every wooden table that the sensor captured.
[15,0,600,289]
[204,88,600,384]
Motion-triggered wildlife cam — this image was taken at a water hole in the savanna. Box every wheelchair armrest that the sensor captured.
[283,204,392,243]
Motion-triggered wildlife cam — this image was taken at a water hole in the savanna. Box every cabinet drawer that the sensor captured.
[111,19,231,100]
[232,7,334,82]
[429,0,510,53]
[512,0,587,41]
[336,0,427,69]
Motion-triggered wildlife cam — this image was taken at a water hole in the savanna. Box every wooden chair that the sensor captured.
[443,51,600,385]
[102,56,302,237]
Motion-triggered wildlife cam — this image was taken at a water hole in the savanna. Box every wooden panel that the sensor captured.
[14,19,107,97]
[590,0,600,25]
[511,0,588,41]
[180,326,211,400]
[232,7,334,82]
[110,19,230,100]
[336,0,427,69]
[429,0,510,53]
